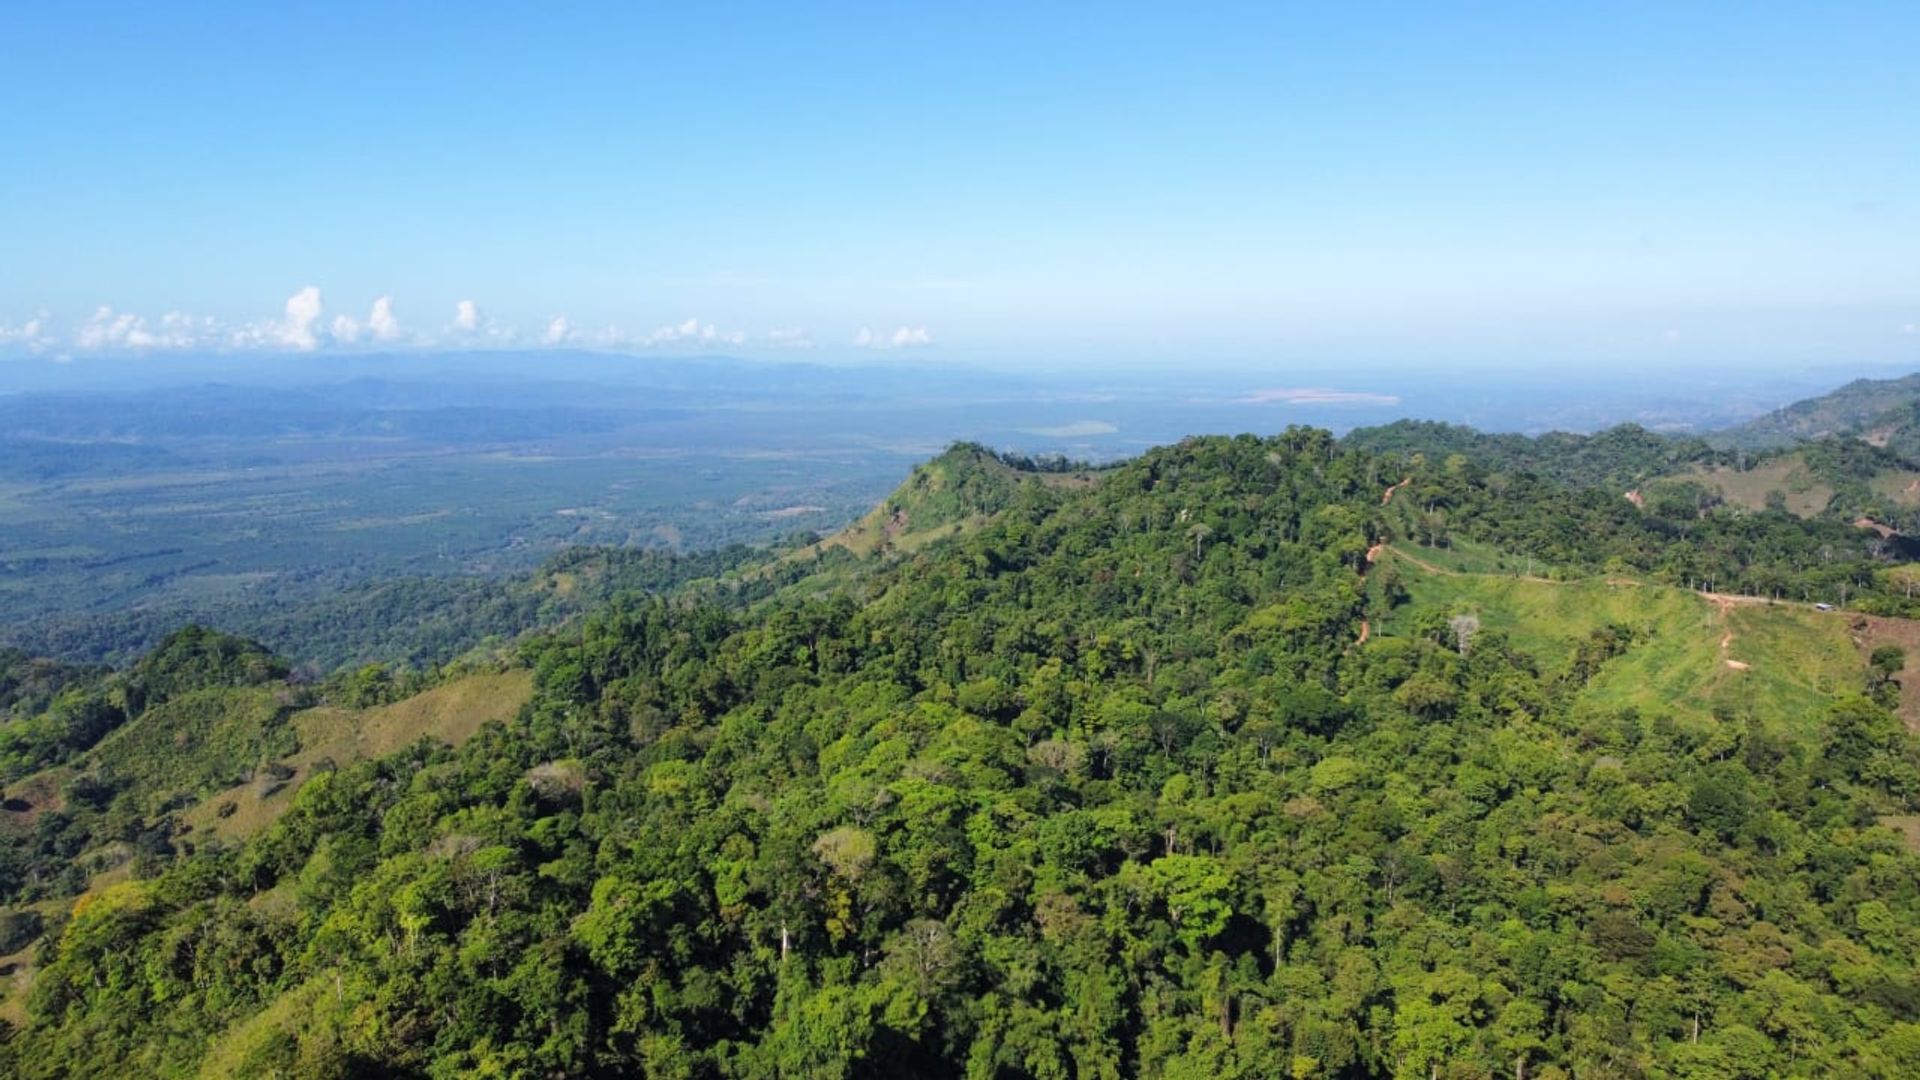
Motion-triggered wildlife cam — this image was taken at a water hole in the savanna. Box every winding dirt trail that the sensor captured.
[1381,477,1412,505]
[1707,595,1751,670]
[1387,546,1451,575]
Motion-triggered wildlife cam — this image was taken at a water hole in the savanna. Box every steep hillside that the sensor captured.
[1719,371,1920,450]
[0,662,533,1029]
[0,629,532,907]
[1862,397,1920,461]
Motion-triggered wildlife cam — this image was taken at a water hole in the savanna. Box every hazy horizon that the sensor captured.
[0,343,1876,440]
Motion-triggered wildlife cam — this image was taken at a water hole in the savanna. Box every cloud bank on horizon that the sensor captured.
[0,288,934,359]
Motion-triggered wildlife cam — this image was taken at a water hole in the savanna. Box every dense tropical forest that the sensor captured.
[3,402,1920,1076]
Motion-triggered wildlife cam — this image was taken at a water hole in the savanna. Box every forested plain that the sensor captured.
[2,418,1920,1077]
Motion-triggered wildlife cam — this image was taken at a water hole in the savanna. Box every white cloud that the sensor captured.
[367,296,401,341]
[0,310,54,352]
[18,288,488,356]
[329,296,403,346]
[642,317,746,347]
[536,316,752,350]
[445,299,517,344]
[158,311,215,345]
[77,307,150,349]
[10,294,843,357]
[539,317,631,347]
[74,306,209,350]
[853,325,934,349]
[280,286,323,350]
[233,286,324,350]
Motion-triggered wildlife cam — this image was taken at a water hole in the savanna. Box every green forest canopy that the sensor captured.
[0,431,1918,1077]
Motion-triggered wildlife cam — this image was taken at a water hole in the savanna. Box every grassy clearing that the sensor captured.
[1879,814,1920,854]
[1868,469,1920,508]
[87,687,295,808]
[182,668,533,841]
[1680,457,1832,517]
[830,513,985,558]
[1853,612,1920,731]
[0,770,71,833]
[1382,536,1526,576]
[1378,551,1864,740]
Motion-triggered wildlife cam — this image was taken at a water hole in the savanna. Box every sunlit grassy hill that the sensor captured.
[1372,545,1871,739]
[0,666,533,1025]
[180,668,533,841]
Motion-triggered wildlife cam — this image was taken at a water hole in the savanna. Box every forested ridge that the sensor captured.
[2,430,1920,1077]
[1342,421,1729,492]
[1347,420,1920,608]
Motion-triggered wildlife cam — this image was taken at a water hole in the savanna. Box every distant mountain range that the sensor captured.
[1718,372,1920,458]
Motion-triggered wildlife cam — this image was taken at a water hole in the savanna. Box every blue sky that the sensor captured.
[1,2,1915,371]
